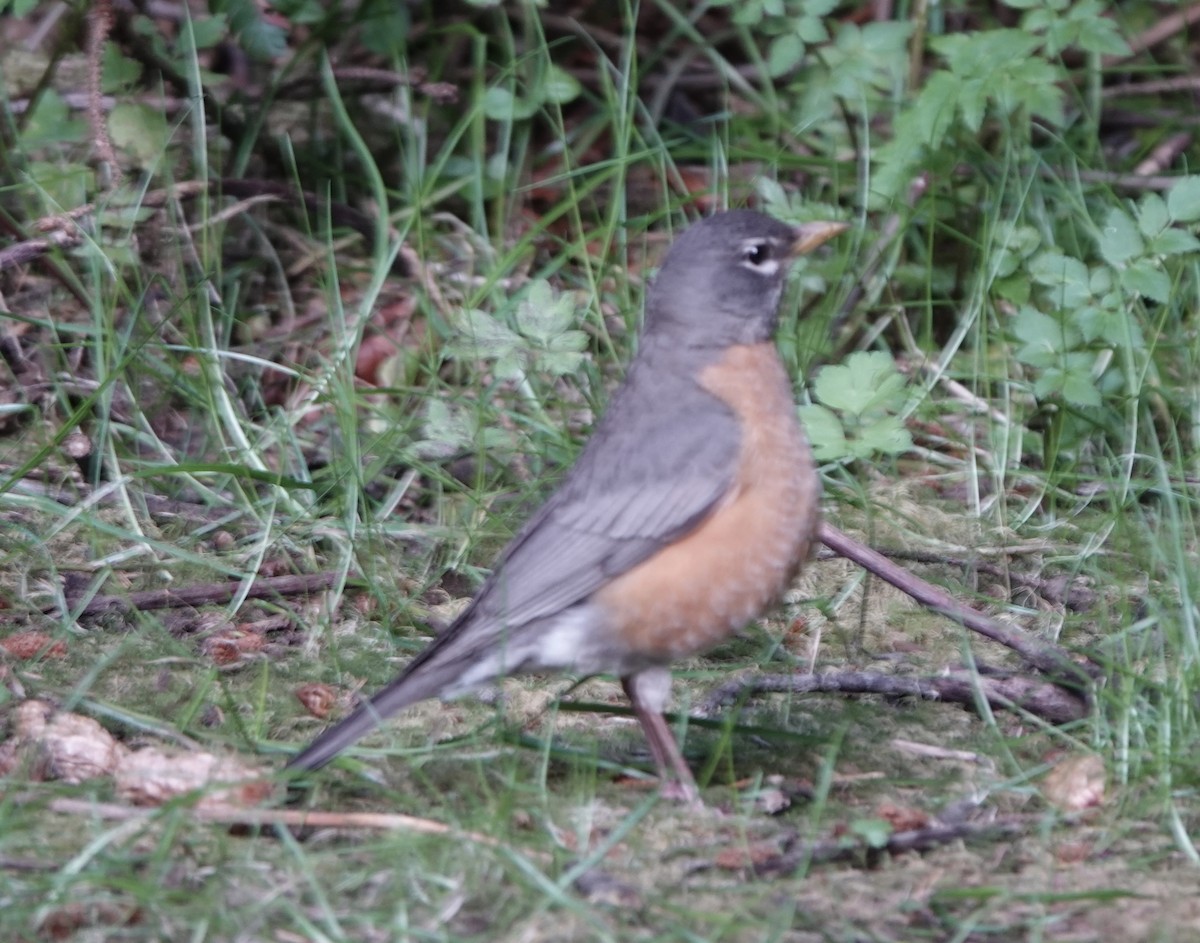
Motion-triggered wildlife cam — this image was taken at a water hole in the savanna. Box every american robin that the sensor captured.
[288,209,846,802]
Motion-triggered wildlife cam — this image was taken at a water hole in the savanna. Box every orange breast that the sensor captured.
[594,342,821,660]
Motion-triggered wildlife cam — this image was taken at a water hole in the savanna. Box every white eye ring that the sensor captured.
[740,240,781,275]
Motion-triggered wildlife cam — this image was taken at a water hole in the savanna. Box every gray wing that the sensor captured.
[462,361,741,632]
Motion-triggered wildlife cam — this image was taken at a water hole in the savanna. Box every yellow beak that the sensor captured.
[790,220,850,256]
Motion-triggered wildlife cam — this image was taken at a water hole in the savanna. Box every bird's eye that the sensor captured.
[743,242,772,266]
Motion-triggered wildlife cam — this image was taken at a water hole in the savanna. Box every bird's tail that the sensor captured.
[284,634,473,772]
[284,675,431,772]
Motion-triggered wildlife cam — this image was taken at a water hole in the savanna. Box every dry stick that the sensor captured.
[3,474,235,524]
[846,544,1097,612]
[752,816,1032,875]
[818,522,1098,691]
[42,572,346,619]
[1134,132,1194,177]
[42,798,514,853]
[699,670,1087,724]
[1109,4,1200,64]
[0,228,83,272]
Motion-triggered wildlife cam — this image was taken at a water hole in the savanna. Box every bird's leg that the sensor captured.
[622,668,701,806]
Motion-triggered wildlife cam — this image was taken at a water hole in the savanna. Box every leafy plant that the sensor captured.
[799,351,913,462]
[445,279,588,382]
[1006,176,1200,415]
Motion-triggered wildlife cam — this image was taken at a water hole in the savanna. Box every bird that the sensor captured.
[287,209,847,803]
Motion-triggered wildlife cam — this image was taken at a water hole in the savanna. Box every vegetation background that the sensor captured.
[1,0,1198,939]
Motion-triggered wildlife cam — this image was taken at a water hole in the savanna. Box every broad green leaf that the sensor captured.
[537,346,587,376]
[1029,251,1091,307]
[1119,260,1171,302]
[913,71,963,141]
[993,274,1031,305]
[514,280,577,343]
[1137,193,1170,237]
[483,86,537,121]
[992,223,1042,278]
[1014,305,1076,367]
[1060,370,1102,408]
[25,161,90,211]
[190,15,229,49]
[1097,207,1142,265]
[1088,267,1114,294]
[101,45,143,91]
[811,350,907,417]
[1148,228,1200,257]
[446,307,522,360]
[849,818,893,848]
[796,10,832,44]
[768,34,805,77]
[1167,176,1200,222]
[857,416,913,457]
[19,90,88,150]
[797,404,848,462]
[1074,9,1132,56]
[540,65,581,104]
[108,103,172,168]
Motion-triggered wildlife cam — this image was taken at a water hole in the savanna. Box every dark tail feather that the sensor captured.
[284,660,458,772]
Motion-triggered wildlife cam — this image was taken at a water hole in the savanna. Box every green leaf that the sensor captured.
[446,307,522,365]
[993,274,1031,305]
[1060,370,1102,407]
[1147,228,1200,257]
[849,818,893,848]
[482,86,537,121]
[514,280,577,343]
[1167,176,1200,222]
[1074,9,1132,56]
[1097,208,1143,266]
[1119,260,1171,302]
[1013,305,1076,367]
[992,223,1041,278]
[914,71,965,140]
[25,161,90,212]
[856,415,913,457]
[213,0,287,59]
[811,350,907,417]
[797,404,848,462]
[768,33,806,77]
[1029,251,1091,307]
[1076,303,1143,349]
[101,44,143,92]
[537,345,587,377]
[189,15,229,49]
[540,65,581,105]
[756,178,788,214]
[419,399,467,458]
[108,103,172,168]
[19,90,88,150]
[482,87,515,120]
[797,12,832,44]
[1136,193,1170,237]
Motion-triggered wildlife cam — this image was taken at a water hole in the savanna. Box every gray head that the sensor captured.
[643,209,846,347]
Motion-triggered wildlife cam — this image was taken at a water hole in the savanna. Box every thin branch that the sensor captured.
[41,572,348,619]
[818,521,1098,693]
[699,669,1088,724]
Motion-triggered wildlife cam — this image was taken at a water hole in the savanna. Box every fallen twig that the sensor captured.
[43,572,348,619]
[753,816,1033,875]
[699,669,1087,724]
[818,521,1098,695]
[41,797,509,852]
